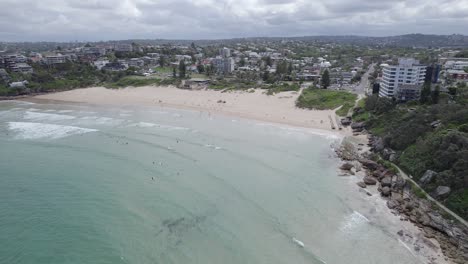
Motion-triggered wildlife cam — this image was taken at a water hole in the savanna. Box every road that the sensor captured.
[352,63,376,95]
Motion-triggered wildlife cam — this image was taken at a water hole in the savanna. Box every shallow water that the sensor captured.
[0,100,422,264]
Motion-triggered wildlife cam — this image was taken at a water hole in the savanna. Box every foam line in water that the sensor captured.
[8,122,98,140]
[24,111,76,121]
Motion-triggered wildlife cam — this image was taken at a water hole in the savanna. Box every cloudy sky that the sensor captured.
[1,0,467,41]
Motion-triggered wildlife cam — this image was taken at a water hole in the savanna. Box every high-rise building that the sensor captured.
[219,47,230,58]
[425,64,440,84]
[379,58,426,100]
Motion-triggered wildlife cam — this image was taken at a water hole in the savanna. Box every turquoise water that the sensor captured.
[0,100,422,264]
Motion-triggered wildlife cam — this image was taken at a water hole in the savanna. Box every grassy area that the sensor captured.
[265,83,300,95]
[153,66,173,73]
[296,88,357,112]
[104,76,179,88]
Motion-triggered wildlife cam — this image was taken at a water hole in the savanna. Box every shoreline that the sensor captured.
[30,86,352,136]
[336,132,468,264]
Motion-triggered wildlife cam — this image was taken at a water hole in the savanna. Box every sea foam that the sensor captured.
[24,111,76,121]
[8,122,98,140]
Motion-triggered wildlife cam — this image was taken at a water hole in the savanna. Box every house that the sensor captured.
[82,47,106,56]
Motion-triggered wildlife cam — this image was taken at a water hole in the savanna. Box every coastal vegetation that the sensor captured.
[354,88,468,220]
[296,87,357,115]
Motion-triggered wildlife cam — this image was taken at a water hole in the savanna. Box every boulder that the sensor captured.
[434,186,451,199]
[359,159,379,171]
[382,148,396,161]
[381,176,392,187]
[340,162,354,171]
[387,199,399,209]
[363,176,377,185]
[371,137,384,152]
[357,182,367,188]
[381,186,391,196]
[419,170,437,186]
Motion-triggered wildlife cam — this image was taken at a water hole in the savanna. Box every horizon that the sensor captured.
[1,0,468,42]
[1,33,467,44]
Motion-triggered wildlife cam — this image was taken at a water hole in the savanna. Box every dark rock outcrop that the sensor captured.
[419,170,437,186]
[359,159,379,171]
[363,176,377,185]
[381,186,391,196]
[357,182,367,188]
[434,186,451,199]
[381,176,392,188]
[340,163,354,171]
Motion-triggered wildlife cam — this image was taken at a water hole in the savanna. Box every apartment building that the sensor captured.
[379,58,426,100]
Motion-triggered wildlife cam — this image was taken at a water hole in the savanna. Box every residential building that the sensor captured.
[379,58,426,99]
[45,55,66,65]
[425,64,441,84]
[102,62,128,71]
[93,59,110,70]
[114,44,133,52]
[213,57,235,74]
[444,60,468,70]
[219,47,231,58]
[11,63,33,74]
[127,58,144,68]
[447,70,468,82]
[82,47,106,56]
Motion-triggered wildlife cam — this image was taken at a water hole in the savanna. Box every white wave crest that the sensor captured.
[8,122,98,140]
[24,111,76,121]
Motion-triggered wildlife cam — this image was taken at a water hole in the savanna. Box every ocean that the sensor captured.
[0,100,423,264]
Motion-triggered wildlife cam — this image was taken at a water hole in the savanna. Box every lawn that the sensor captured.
[296,88,357,115]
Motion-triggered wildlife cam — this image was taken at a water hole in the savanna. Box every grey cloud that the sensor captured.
[0,0,466,41]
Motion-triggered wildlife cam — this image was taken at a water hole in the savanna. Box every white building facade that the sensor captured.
[379,58,426,99]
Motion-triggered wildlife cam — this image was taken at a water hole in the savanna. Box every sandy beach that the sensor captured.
[34,86,350,135]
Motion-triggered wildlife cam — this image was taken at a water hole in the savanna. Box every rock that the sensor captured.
[351,122,365,131]
[341,117,352,126]
[387,199,399,209]
[357,182,367,188]
[381,186,391,196]
[340,162,354,171]
[363,176,377,185]
[419,170,437,186]
[382,148,396,161]
[397,230,404,236]
[381,176,392,187]
[371,137,384,152]
[392,176,406,192]
[434,186,451,199]
[359,159,379,170]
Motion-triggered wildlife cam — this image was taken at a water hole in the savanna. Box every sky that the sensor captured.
[0,0,467,42]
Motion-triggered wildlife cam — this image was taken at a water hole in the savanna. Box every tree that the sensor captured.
[431,85,440,104]
[178,60,186,78]
[239,57,246,67]
[191,42,196,50]
[420,81,431,104]
[197,64,204,73]
[321,69,330,89]
[264,56,272,67]
[84,43,91,47]
[158,56,165,67]
[172,67,177,78]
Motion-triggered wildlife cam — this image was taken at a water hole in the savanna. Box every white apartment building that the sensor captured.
[45,55,66,65]
[379,58,426,99]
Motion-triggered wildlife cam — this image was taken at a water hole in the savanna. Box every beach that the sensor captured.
[34,86,349,134]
